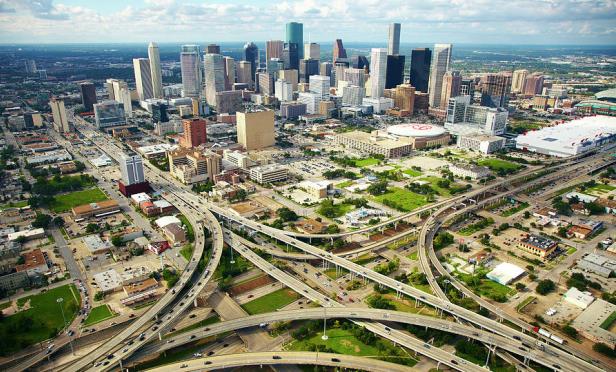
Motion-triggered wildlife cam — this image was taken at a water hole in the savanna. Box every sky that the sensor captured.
[0,0,615,45]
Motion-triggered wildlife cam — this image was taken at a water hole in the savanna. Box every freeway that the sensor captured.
[144,351,415,372]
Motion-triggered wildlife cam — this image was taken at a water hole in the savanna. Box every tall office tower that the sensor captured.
[93,101,126,129]
[148,42,163,99]
[333,39,347,61]
[279,70,299,92]
[320,62,334,86]
[49,97,70,133]
[299,59,319,83]
[297,92,320,114]
[440,71,462,108]
[428,43,452,107]
[370,48,387,98]
[204,53,225,107]
[181,118,207,148]
[106,78,133,118]
[257,72,274,96]
[393,84,415,114]
[344,68,366,87]
[266,58,284,79]
[480,72,512,108]
[275,79,293,102]
[334,62,348,87]
[342,85,366,106]
[180,45,203,98]
[351,56,369,70]
[511,69,528,94]
[309,75,330,100]
[243,42,259,82]
[206,44,220,54]
[236,61,253,89]
[282,42,299,70]
[459,79,475,97]
[445,95,508,136]
[79,82,97,111]
[286,22,304,59]
[385,55,405,89]
[133,58,154,101]
[266,40,284,61]
[223,57,236,90]
[237,110,275,151]
[215,91,243,114]
[410,48,431,92]
[24,59,37,74]
[388,23,401,55]
[523,73,544,97]
[304,43,320,60]
[119,153,145,186]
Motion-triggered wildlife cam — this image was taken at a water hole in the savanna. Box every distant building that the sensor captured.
[333,39,347,61]
[93,100,126,130]
[428,44,452,107]
[49,97,70,133]
[445,95,508,136]
[168,148,221,184]
[266,40,284,61]
[133,58,154,101]
[79,82,97,111]
[456,135,505,154]
[180,45,202,98]
[280,101,307,119]
[385,55,405,89]
[480,72,512,108]
[215,91,243,114]
[369,48,387,98]
[410,48,431,93]
[387,23,401,55]
[304,42,320,60]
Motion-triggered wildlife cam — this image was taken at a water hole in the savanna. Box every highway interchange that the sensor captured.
[32,119,613,372]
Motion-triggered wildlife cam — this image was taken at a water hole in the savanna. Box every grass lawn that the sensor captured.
[374,187,428,212]
[180,244,194,261]
[587,184,616,195]
[478,159,522,172]
[0,301,11,310]
[83,304,116,326]
[600,311,616,330]
[0,200,28,209]
[241,288,300,315]
[166,314,221,338]
[419,176,453,196]
[177,214,195,242]
[403,169,422,177]
[287,327,381,356]
[458,218,494,236]
[50,188,108,213]
[501,202,530,217]
[567,247,577,255]
[353,157,380,167]
[316,201,355,218]
[336,180,354,188]
[407,251,418,260]
[352,254,376,266]
[0,284,80,355]
[324,267,348,280]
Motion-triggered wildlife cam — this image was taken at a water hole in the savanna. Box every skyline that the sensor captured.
[0,0,614,45]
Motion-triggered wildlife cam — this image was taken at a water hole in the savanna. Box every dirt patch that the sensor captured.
[229,275,274,296]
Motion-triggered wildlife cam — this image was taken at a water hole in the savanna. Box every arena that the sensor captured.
[386,123,450,148]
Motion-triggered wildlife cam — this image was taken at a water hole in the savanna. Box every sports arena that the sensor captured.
[386,123,450,149]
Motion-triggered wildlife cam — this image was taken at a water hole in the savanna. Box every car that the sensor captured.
[552,364,561,370]
[190,335,196,340]
[107,354,114,359]
[180,364,188,368]
[103,361,110,366]
[273,355,282,359]
[207,351,215,356]
[204,327,210,331]
[423,343,431,349]
[223,343,229,347]
[384,327,391,332]
[194,353,202,357]
[513,335,521,340]
[331,358,340,362]
[451,360,458,365]
[189,314,197,319]
[167,340,175,344]
[127,340,134,345]
[123,348,128,353]
[129,313,135,318]
[152,326,158,331]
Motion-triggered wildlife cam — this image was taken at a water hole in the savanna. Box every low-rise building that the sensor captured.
[295,218,327,234]
[168,148,222,185]
[229,201,269,218]
[334,131,413,158]
[163,223,186,243]
[456,135,506,154]
[72,199,120,219]
[249,164,288,184]
[572,299,616,348]
[517,234,558,260]
[449,164,491,179]
[15,249,49,277]
[298,180,332,199]
[26,149,72,165]
[7,228,45,242]
[82,234,112,255]
[0,271,30,292]
[563,287,594,309]
[576,253,616,278]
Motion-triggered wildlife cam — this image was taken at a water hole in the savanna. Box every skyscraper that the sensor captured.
[266,58,284,79]
[299,59,320,84]
[257,72,274,96]
[24,59,37,74]
[79,82,97,111]
[236,61,253,89]
[385,55,405,89]
[204,53,225,108]
[282,43,299,70]
[309,75,330,100]
[106,79,132,118]
[50,97,70,133]
[388,23,401,55]
[410,48,431,92]
[511,69,528,94]
[119,153,145,186]
[370,48,387,98]
[275,79,293,102]
[480,72,512,108]
[266,40,284,61]
[285,22,304,59]
[333,39,347,61]
[181,118,207,148]
[237,110,275,151]
[440,71,462,108]
[180,45,202,98]
[224,57,236,91]
[523,73,544,97]
[304,43,320,60]
[428,44,452,107]
[344,68,366,87]
[243,42,259,83]
[148,42,163,99]
[393,84,415,115]
[206,44,220,54]
[133,58,154,101]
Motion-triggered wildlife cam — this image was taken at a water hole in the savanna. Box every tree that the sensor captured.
[585,202,604,215]
[94,292,104,301]
[562,325,578,338]
[32,213,52,228]
[15,236,27,245]
[85,223,99,233]
[367,181,388,196]
[277,207,298,222]
[515,283,526,291]
[536,279,556,295]
[523,211,531,219]
[111,235,124,247]
[52,216,65,227]
[592,343,616,358]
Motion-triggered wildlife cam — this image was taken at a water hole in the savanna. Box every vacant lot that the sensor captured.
[353,157,381,167]
[241,288,299,315]
[50,188,108,213]
[83,304,116,326]
[478,159,522,173]
[374,187,428,212]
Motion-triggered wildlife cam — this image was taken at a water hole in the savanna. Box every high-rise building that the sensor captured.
[257,72,274,96]
[50,97,70,133]
[393,84,415,115]
[410,48,431,93]
[266,58,284,79]
[24,59,37,74]
[460,79,475,98]
[206,44,220,54]
[342,85,365,106]
[428,44,452,107]
[148,42,163,99]
[320,62,334,86]
[445,95,508,136]
[511,69,528,94]
[286,22,304,59]
[236,61,253,89]
[388,23,401,55]
[480,72,512,108]
[282,42,299,70]
[304,43,320,60]
[237,110,275,151]
[351,56,369,70]
[333,39,347,61]
[23,111,43,129]
[344,68,366,87]
[266,40,284,61]
[215,91,243,114]
[224,57,236,91]
[180,45,203,98]
[119,153,145,186]
[93,101,126,129]
[298,92,321,114]
[181,118,207,148]
[279,70,299,92]
[275,79,293,102]
[299,59,320,84]
[243,42,259,82]
[204,53,225,107]
[440,71,462,109]
[309,75,330,100]
[385,55,405,89]
[370,48,388,98]
[133,58,154,101]
[523,73,544,97]
[106,79,133,118]
[79,82,97,111]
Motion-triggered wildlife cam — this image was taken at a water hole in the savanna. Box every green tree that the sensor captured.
[562,325,578,338]
[367,181,388,196]
[32,213,52,228]
[111,235,124,247]
[277,207,298,222]
[536,279,556,295]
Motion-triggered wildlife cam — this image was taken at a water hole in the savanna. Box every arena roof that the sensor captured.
[595,88,616,102]
[387,123,447,138]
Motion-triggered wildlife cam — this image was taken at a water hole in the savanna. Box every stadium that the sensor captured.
[386,123,450,148]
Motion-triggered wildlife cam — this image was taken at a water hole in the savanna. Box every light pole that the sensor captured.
[57,298,74,355]
[321,307,328,341]
[229,244,235,264]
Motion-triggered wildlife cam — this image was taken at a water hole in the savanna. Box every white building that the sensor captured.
[428,44,452,107]
[309,75,330,100]
[119,153,145,186]
[148,42,163,99]
[249,164,288,184]
[275,79,293,102]
[180,45,202,97]
[449,163,491,179]
[105,79,133,118]
[563,287,595,309]
[445,95,508,136]
[369,48,387,98]
[223,150,253,169]
[486,262,525,285]
[362,97,394,114]
[342,85,365,106]
[26,149,72,165]
[457,135,506,154]
[133,58,154,101]
[204,53,225,108]
[304,43,320,60]
[298,92,320,114]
